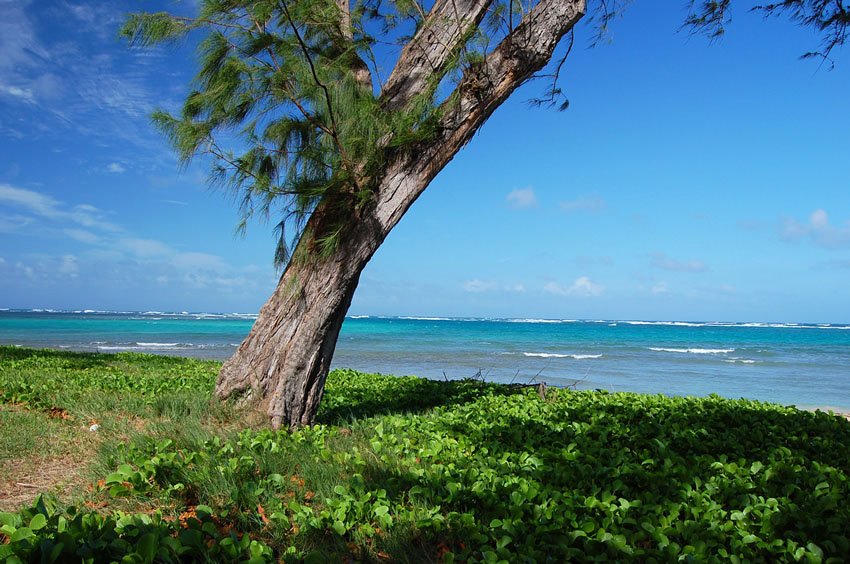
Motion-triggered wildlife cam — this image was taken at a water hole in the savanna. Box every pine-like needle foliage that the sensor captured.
[124,0,845,268]
[122,0,446,266]
[685,0,848,64]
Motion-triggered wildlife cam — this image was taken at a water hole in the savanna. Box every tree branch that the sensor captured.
[372,0,585,230]
[380,0,497,110]
[431,0,586,172]
[278,0,360,189]
[335,0,374,89]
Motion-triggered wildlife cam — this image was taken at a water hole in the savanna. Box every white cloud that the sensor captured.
[0,184,120,232]
[506,187,537,209]
[560,195,606,213]
[782,209,850,249]
[0,84,34,102]
[0,184,62,216]
[544,277,604,297]
[650,252,708,273]
[107,162,126,173]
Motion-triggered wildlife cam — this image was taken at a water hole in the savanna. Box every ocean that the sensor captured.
[1,309,848,411]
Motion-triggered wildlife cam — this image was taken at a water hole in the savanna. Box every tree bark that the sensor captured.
[216,0,586,428]
[215,209,386,429]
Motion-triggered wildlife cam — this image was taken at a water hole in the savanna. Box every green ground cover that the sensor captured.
[1,346,849,562]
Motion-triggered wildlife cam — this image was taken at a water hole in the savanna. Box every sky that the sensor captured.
[0,0,848,322]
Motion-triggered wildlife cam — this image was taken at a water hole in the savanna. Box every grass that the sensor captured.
[1,346,850,562]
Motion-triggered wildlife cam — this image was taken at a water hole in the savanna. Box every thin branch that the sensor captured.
[279,0,340,136]
[278,0,360,189]
[528,28,575,109]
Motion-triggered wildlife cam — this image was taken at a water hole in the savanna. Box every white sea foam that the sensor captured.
[522,352,602,359]
[724,359,757,364]
[399,316,452,321]
[98,342,192,351]
[624,321,706,327]
[348,315,370,319]
[649,347,735,354]
[507,318,564,324]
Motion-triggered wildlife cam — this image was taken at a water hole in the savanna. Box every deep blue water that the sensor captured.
[1,310,849,411]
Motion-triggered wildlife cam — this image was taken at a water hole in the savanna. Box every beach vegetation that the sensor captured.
[2,347,850,561]
[121,0,849,428]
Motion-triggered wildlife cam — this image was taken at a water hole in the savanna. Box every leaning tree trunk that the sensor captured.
[216,0,585,428]
[215,209,386,429]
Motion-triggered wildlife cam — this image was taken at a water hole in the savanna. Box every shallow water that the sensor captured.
[1,310,848,411]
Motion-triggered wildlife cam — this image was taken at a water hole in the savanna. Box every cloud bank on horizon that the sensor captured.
[0,0,848,322]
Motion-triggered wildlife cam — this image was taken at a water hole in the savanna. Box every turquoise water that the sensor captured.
[1,310,849,411]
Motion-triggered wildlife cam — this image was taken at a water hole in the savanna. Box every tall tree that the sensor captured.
[123,0,847,428]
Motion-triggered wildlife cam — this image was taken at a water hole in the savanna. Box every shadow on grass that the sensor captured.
[316,369,523,424]
[343,392,850,560]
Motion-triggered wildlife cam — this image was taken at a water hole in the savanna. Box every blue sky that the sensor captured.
[0,0,848,322]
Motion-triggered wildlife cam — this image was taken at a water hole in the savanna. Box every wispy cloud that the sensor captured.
[0,184,121,232]
[0,1,184,156]
[64,228,101,244]
[0,84,34,102]
[650,281,669,294]
[107,162,126,173]
[119,238,173,258]
[506,187,538,209]
[0,184,262,295]
[0,2,49,74]
[463,279,526,293]
[464,279,496,292]
[650,252,708,273]
[782,209,850,249]
[560,195,606,214]
[0,214,34,233]
[544,277,604,297]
